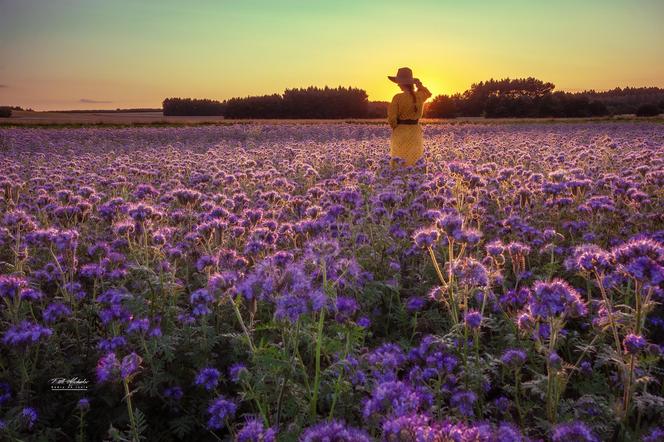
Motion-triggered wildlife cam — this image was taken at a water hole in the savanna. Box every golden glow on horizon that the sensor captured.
[1,0,663,110]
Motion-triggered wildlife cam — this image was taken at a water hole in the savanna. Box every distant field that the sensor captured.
[2,110,229,125]
[1,110,662,126]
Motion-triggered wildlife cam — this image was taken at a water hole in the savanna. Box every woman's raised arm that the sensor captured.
[415,80,432,100]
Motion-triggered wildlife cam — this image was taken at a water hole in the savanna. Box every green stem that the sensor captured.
[78,411,84,442]
[623,354,635,420]
[123,379,140,442]
[427,245,458,325]
[546,319,558,424]
[594,272,622,357]
[231,296,255,353]
[514,369,523,428]
[462,324,469,388]
[310,308,326,419]
[328,330,351,419]
[244,381,269,426]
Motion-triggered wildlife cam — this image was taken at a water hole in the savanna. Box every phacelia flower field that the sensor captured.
[1,123,663,441]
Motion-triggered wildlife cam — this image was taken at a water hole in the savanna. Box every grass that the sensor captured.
[0,113,662,128]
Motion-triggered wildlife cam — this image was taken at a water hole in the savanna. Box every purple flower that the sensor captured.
[190,288,214,316]
[381,413,431,440]
[0,275,28,299]
[366,343,406,375]
[120,352,141,380]
[551,421,599,442]
[412,227,440,248]
[451,390,477,417]
[334,296,359,321]
[42,302,72,323]
[97,336,127,352]
[196,255,217,272]
[2,321,52,346]
[464,310,482,329]
[96,352,120,383]
[452,258,490,288]
[579,361,592,376]
[500,288,530,310]
[528,279,587,319]
[437,212,464,238]
[548,351,563,370]
[565,244,614,274]
[461,228,482,245]
[501,349,527,369]
[126,317,150,334]
[406,296,426,312]
[624,256,664,285]
[623,333,647,355]
[486,240,505,256]
[237,418,277,442]
[21,406,37,430]
[274,289,326,324]
[612,238,664,265]
[506,241,531,257]
[229,363,248,383]
[643,427,664,442]
[363,381,431,418]
[0,382,11,406]
[206,395,237,430]
[208,271,239,294]
[77,398,91,412]
[493,396,511,412]
[301,420,371,442]
[163,386,184,401]
[195,367,221,391]
[20,288,44,301]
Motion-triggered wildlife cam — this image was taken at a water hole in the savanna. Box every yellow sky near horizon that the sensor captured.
[1,0,663,110]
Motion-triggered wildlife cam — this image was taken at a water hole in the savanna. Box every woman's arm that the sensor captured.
[415,79,432,100]
[387,95,398,129]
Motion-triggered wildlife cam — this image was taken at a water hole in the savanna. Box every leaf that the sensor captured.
[133,407,149,439]
[168,416,195,439]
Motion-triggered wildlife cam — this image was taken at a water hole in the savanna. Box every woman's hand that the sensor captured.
[414,79,423,88]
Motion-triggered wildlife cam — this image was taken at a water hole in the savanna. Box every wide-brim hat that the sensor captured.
[388,67,418,85]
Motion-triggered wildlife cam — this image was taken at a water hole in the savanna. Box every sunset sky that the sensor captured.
[1,0,663,110]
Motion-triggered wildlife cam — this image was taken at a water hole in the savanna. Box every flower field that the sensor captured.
[0,122,663,441]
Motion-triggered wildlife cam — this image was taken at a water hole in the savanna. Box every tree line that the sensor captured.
[424,78,664,118]
[162,78,664,118]
[163,86,370,118]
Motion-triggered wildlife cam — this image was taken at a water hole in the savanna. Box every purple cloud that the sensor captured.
[80,98,112,104]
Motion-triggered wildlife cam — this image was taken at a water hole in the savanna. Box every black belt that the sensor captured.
[397,119,419,125]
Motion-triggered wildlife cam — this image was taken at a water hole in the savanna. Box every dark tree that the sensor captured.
[162,98,225,116]
[0,107,12,118]
[635,104,661,117]
[424,95,458,118]
[162,78,664,119]
[221,86,369,119]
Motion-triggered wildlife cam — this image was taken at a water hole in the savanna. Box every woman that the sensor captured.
[387,67,432,168]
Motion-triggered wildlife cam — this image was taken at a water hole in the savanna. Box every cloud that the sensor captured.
[79,98,112,104]
[0,84,7,88]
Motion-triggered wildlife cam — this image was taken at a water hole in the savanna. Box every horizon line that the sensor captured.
[7,82,664,112]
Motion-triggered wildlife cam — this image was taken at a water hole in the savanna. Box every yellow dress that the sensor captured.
[387,87,432,167]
